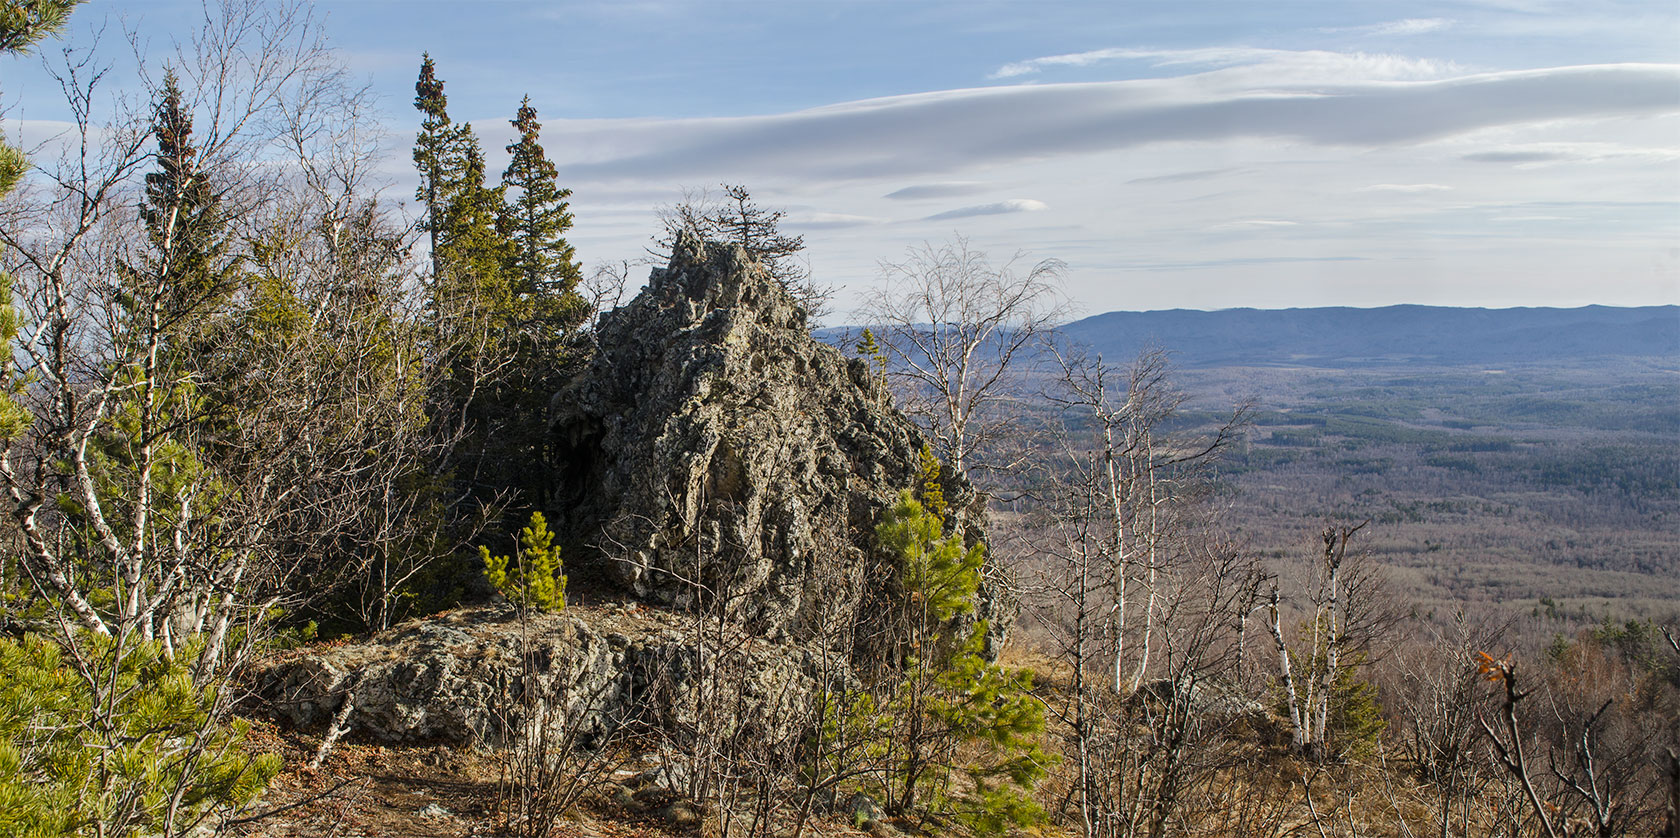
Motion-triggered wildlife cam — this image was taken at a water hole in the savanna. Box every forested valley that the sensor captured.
[1,3,1675,837]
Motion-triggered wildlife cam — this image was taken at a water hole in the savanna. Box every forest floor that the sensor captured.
[231,720,887,838]
[234,721,506,838]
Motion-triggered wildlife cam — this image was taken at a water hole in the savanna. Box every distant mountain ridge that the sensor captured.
[1057,304,1679,367]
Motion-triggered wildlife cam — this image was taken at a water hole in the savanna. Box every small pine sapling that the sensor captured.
[872,490,1052,836]
[916,443,947,523]
[856,328,888,381]
[481,512,567,612]
[0,634,280,836]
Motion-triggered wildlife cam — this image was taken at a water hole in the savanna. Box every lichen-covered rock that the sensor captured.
[253,604,817,747]
[551,233,988,643]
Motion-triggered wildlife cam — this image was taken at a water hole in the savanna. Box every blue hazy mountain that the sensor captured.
[1055,305,1678,367]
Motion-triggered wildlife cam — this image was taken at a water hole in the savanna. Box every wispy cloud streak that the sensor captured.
[1319,18,1454,37]
[989,46,1459,80]
[924,199,1047,220]
[544,63,1679,185]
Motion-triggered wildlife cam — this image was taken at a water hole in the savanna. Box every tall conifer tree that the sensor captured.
[413,54,455,280]
[499,95,584,328]
[410,57,558,539]
[412,54,511,295]
[127,70,238,323]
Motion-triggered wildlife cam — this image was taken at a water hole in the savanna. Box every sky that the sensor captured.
[4,0,1678,321]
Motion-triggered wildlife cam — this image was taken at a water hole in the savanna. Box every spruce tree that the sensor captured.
[411,56,516,397]
[119,70,239,333]
[411,58,566,561]
[412,53,455,279]
[416,61,509,292]
[499,96,586,331]
[413,54,512,298]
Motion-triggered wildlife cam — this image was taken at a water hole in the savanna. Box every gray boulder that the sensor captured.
[253,604,817,747]
[844,792,886,826]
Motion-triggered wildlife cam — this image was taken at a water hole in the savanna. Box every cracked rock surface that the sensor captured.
[551,233,990,643]
[254,604,817,747]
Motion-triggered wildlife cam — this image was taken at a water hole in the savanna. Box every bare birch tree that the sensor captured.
[1045,345,1247,696]
[0,4,440,833]
[1031,343,1260,837]
[862,236,1066,484]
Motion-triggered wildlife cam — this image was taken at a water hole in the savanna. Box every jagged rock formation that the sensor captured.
[550,233,985,643]
[257,237,1011,747]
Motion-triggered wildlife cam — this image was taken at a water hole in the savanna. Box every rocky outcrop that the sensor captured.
[257,237,1012,748]
[254,604,818,747]
[550,233,985,643]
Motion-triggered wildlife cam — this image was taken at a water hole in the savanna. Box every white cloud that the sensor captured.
[786,212,880,229]
[1460,142,1680,166]
[0,119,87,158]
[543,63,1678,186]
[923,199,1048,220]
[884,182,991,200]
[1320,18,1454,37]
[1362,183,1454,192]
[989,46,1460,81]
[1127,168,1242,185]
[991,47,1131,79]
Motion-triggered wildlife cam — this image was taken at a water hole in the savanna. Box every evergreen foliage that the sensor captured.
[1279,617,1387,760]
[869,492,1050,836]
[655,183,829,318]
[114,70,242,374]
[1329,655,1386,760]
[412,55,513,301]
[499,96,587,332]
[136,72,237,309]
[0,633,279,837]
[878,492,977,631]
[0,182,27,448]
[0,137,22,197]
[481,511,567,612]
[412,58,583,526]
[0,0,78,445]
[922,629,1050,836]
[855,328,888,381]
[712,184,806,281]
[916,443,947,522]
[0,0,80,53]
[412,53,458,278]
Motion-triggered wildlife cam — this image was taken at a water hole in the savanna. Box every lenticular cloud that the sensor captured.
[545,62,1679,186]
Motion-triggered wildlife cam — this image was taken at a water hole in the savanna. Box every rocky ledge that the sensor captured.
[253,603,819,747]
